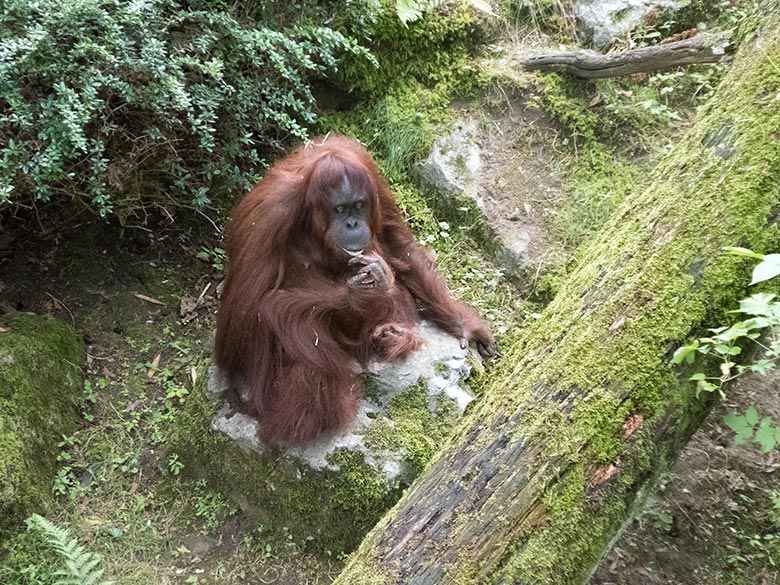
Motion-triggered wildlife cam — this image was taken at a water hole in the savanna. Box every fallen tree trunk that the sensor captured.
[337,10,780,585]
[523,31,734,78]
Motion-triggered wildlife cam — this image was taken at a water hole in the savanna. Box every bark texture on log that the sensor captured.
[523,32,734,78]
[337,12,780,585]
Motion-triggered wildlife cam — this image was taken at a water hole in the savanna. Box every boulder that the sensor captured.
[413,119,482,204]
[169,322,480,552]
[0,312,84,539]
[413,117,557,282]
[573,0,689,48]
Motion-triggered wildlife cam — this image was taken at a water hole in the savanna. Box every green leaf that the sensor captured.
[740,317,771,330]
[696,379,718,396]
[751,254,780,284]
[754,424,777,453]
[738,293,777,316]
[750,359,774,375]
[672,342,699,364]
[724,413,750,434]
[395,0,424,24]
[724,246,765,259]
[745,407,759,427]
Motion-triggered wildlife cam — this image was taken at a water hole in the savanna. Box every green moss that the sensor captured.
[166,365,401,553]
[384,382,462,475]
[338,556,390,585]
[337,14,780,584]
[321,80,450,180]
[361,374,384,403]
[507,437,662,582]
[168,360,475,553]
[338,1,488,97]
[326,450,396,519]
[571,393,630,464]
[0,313,84,539]
[542,466,585,519]
[362,420,401,452]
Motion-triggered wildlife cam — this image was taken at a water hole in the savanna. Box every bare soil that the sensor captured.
[591,369,780,585]
[474,93,566,276]
[433,89,569,291]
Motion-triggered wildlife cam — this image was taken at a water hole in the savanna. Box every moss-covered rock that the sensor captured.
[167,322,476,553]
[0,312,84,539]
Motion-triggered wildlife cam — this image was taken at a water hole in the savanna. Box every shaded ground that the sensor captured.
[591,369,780,585]
[0,214,341,583]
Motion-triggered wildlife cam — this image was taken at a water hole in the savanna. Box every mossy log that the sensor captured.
[336,11,780,585]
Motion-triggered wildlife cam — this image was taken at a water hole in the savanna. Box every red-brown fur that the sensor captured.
[215,135,495,446]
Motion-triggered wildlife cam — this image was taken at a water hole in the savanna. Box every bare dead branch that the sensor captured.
[522,31,735,79]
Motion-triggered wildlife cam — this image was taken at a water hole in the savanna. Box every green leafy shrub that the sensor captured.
[0,0,373,221]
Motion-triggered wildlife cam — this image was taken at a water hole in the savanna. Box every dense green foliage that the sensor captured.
[0,0,372,220]
[338,0,486,97]
[673,248,780,452]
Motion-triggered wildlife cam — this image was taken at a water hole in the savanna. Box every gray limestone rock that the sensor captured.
[208,321,476,484]
[574,0,689,48]
[413,119,482,204]
[413,118,553,282]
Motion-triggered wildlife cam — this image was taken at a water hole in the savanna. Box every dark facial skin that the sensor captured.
[328,177,371,254]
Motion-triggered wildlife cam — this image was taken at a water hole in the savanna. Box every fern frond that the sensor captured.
[26,514,114,585]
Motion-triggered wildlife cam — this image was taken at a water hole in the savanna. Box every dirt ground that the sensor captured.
[591,368,780,585]
[0,214,342,583]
